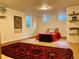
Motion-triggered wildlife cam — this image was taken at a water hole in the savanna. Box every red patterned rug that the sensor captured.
[2,42,74,59]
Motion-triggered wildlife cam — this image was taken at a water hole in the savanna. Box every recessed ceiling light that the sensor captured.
[38,0,52,10]
[38,4,52,10]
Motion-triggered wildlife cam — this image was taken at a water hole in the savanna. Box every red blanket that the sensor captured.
[37,32,61,42]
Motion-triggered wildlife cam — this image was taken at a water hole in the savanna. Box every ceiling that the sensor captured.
[0,0,79,15]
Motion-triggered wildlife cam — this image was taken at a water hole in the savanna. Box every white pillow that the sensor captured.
[49,29,55,32]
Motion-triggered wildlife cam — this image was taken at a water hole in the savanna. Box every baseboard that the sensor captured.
[61,37,67,39]
[1,36,35,46]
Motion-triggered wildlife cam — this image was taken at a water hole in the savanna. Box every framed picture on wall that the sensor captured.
[14,16,22,29]
[14,16,22,33]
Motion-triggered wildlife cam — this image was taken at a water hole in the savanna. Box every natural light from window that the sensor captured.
[26,16,31,27]
[43,16,50,23]
[58,15,67,20]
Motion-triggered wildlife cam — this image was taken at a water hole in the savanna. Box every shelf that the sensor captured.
[68,12,79,16]
[68,12,79,36]
[0,16,6,18]
[69,27,79,30]
[68,20,79,22]
[69,33,79,35]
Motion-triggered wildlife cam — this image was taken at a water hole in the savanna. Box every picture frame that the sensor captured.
[14,16,22,29]
[14,16,22,33]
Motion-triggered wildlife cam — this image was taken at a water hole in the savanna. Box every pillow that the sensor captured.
[49,29,55,32]
[46,28,59,33]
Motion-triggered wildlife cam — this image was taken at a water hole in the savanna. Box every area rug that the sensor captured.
[2,42,74,59]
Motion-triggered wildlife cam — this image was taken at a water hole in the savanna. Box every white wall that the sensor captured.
[0,8,38,44]
[36,15,67,37]
[67,6,79,43]
[0,7,67,44]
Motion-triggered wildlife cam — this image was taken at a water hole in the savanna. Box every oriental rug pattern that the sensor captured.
[2,42,74,59]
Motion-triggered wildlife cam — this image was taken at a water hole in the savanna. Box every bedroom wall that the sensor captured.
[67,6,79,43]
[0,8,38,44]
[36,15,67,37]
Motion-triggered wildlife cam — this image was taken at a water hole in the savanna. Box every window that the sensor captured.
[26,16,31,27]
[58,14,67,20]
[43,16,50,23]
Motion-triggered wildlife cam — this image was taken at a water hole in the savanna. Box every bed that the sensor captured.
[36,32,61,42]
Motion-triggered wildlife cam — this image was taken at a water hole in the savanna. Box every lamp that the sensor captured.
[38,0,52,10]
[0,5,7,18]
